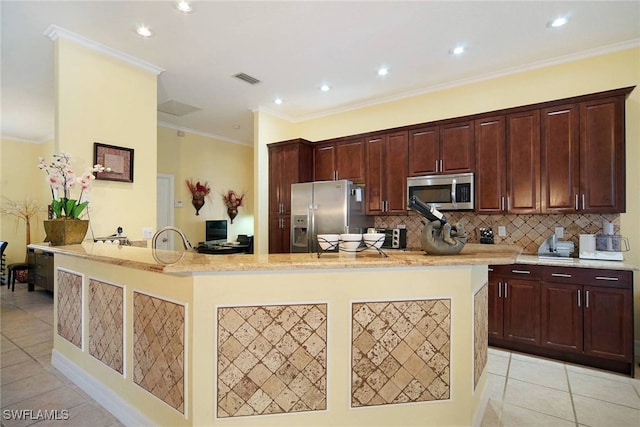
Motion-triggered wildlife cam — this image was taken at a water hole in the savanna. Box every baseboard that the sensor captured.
[51,350,152,427]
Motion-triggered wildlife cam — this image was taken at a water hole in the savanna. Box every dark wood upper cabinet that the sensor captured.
[408,126,439,176]
[506,110,541,214]
[475,116,506,214]
[541,96,625,213]
[440,121,475,174]
[365,131,408,215]
[580,97,625,212]
[408,122,474,176]
[313,138,365,183]
[541,104,580,213]
[313,142,336,182]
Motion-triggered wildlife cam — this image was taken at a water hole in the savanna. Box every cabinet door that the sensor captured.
[280,145,303,215]
[487,272,504,339]
[580,97,625,212]
[503,278,540,344]
[268,146,283,215]
[583,285,632,361]
[268,215,291,254]
[336,138,365,183]
[365,136,385,215]
[506,110,540,213]
[408,127,439,176]
[440,121,475,174]
[384,131,409,213]
[475,116,506,214]
[541,104,580,213]
[540,282,582,353]
[314,143,336,181]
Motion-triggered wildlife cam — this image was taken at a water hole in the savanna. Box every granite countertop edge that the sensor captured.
[28,242,521,274]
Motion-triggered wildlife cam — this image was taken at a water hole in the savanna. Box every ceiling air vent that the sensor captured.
[233,72,261,85]
[157,100,201,116]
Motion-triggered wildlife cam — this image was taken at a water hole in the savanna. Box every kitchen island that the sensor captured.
[30,242,520,427]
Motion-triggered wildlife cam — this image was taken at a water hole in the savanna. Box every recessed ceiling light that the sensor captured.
[377,67,389,76]
[548,16,568,28]
[232,124,241,130]
[449,45,465,55]
[136,25,152,38]
[320,84,331,92]
[274,98,283,105]
[175,1,192,13]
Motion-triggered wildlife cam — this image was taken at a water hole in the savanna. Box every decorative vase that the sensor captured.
[43,219,89,246]
[192,197,205,215]
[227,207,238,224]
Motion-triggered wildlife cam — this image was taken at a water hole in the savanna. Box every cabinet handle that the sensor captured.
[551,273,572,278]
[575,194,579,211]
[585,290,590,308]
[498,281,502,298]
[440,159,443,173]
[511,269,531,274]
[335,170,339,180]
[506,196,510,211]
[501,196,505,211]
[488,267,494,272]
[582,194,585,210]
[504,282,508,298]
[595,276,619,281]
[577,289,581,307]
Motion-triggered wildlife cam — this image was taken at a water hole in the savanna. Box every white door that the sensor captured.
[156,174,174,250]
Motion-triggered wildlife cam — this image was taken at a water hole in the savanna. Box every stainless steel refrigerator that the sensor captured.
[290,180,373,253]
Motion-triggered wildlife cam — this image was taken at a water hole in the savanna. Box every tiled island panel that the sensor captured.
[351,299,451,407]
[474,284,488,389]
[57,270,83,348]
[88,279,124,374]
[133,292,185,414]
[217,303,328,418]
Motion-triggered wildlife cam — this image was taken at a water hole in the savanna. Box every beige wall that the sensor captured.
[54,37,158,241]
[255,47,640,339]
[0,139,53,263]
[157,126,253,247]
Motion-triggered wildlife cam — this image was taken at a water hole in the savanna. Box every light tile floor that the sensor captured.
[2,284,640,426]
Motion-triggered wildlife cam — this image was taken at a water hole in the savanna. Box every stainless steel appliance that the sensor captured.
[290,180,373,253]
[406,172,474,211]
[377,228,407,249]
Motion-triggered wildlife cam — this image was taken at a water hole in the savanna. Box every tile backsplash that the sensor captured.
[375,213,620,255]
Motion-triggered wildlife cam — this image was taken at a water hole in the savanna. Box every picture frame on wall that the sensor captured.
[93,142,134,182]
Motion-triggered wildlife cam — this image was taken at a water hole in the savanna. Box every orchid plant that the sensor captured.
[38,153,104,219]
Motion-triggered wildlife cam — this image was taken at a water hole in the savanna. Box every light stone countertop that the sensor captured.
[516,254,638,271]
[28,242,522,274]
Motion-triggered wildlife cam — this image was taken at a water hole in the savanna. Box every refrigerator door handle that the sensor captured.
[307,205,314,252]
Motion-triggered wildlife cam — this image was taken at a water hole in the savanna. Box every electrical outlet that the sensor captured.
[498,226,507,237]
[142,227,154,239]
[555,226,564,238]
[175,200,183,208]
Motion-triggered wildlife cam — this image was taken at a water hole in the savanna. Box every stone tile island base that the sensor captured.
[40,244,514,426]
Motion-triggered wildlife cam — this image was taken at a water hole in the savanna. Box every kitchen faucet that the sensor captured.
[152,226,192,250]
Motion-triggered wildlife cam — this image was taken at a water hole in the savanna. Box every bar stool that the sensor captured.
[7,263,30,292]
[0,241,7,286]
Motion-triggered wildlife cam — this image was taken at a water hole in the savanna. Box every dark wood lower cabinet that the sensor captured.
[490,264,634,376]
[27,248,54,292]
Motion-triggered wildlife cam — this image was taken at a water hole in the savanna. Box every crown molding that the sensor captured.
[44,25,165,75]
[157,122,252,146]
[291,39,640,123]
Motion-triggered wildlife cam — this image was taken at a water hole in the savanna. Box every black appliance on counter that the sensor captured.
[376,228,407,249]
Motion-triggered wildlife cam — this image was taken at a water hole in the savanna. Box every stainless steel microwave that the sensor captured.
[406,173,474,211]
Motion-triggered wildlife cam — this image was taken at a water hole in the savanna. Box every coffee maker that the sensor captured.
[579,221,629,261]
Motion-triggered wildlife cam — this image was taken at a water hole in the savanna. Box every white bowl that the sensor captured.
[339,234,362,252]
[317,234,339,250]
[363,233,385,249]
